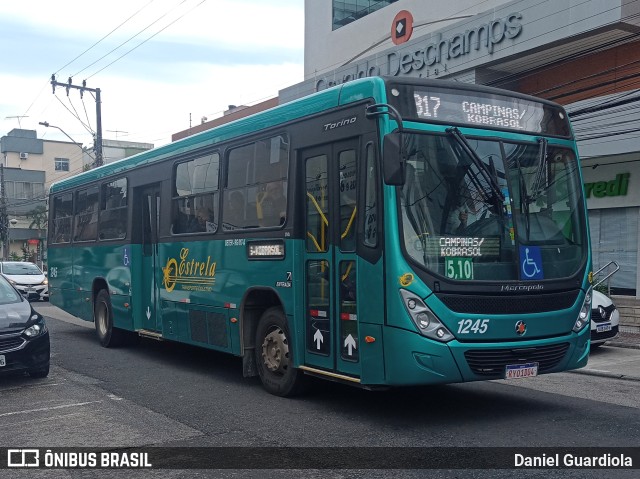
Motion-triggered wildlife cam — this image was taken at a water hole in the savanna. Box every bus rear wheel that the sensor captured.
[94,289,125,348]
[255,307,305,397]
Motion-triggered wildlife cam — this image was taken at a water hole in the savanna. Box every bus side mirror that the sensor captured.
[383,132,405,186]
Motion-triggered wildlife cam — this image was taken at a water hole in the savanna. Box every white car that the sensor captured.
[0,261,49,301]
[590,289,619,348]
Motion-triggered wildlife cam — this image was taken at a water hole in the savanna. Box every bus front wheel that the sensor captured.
[94,290,124,348]
[255,307,305,397]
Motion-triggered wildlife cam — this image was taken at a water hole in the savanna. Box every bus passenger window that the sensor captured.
[172,153,219,234]
[223,191,246,231]
[189,207,215,232]
[257,181,286,227]
[226,135,289,229]
[74,186,99,242]
[51,193,73,244]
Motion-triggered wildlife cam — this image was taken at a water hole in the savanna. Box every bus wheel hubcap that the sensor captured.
[262,327,289,374]
[97,304,107,335]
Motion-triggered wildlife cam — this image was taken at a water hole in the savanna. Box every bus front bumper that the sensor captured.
[382,325,590,386]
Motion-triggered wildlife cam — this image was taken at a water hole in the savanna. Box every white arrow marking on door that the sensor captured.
[313,329,324,350]
[344,334,357,356]
[146,306,151,320]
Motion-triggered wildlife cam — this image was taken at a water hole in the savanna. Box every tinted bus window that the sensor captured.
[99,178,128,240]
[339,148,357,251]
[225,135,289,229]
[173,153,219,234]
[306,154,329,252]
[51,193,73,244]
[74,186,99,242]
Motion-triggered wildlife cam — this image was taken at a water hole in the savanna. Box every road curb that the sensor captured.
[570,368,640,382]
[607,341,640,350]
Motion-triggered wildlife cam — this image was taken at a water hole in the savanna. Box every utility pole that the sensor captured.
[50,75,103,167]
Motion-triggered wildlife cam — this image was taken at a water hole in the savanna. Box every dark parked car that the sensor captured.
[0,273,50,377]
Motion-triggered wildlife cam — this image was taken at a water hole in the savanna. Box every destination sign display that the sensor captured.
[247,240,285,260]
[390,84,571,137]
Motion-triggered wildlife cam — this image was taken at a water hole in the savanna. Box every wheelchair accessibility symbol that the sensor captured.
[520,246,543,280]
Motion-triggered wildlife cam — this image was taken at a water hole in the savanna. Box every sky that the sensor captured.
[0,0,305,150]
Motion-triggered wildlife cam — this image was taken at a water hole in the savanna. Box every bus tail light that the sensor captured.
[399,289,454,343]
[573,288,592,332]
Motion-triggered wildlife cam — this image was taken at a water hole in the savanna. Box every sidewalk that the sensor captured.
[607,326,640,350]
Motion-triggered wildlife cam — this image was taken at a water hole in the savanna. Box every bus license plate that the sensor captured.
[0,355,5,367]
[505,362,538,380]
[597,323,612,333]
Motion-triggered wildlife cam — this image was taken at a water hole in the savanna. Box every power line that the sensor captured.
[85,0,207,80]
[73,0,193,79]
[55,0,157,76]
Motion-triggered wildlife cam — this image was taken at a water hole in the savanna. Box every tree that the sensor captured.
[27,205,48,231]
[26,205,48,266]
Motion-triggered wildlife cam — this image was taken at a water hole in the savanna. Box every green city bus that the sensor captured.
[48,77,592,396]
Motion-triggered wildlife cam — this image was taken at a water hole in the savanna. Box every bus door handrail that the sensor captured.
[593,260,620,289]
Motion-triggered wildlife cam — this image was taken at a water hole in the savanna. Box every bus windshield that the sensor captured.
[400,131,587,282]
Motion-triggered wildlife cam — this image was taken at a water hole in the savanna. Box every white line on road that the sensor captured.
[0,411,86,430]
[0,401,102,418]
[0,383,62,394]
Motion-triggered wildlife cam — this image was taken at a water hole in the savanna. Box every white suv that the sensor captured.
[0,261,49,301]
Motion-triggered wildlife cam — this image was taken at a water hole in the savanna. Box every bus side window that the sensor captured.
[227,134,289,229]
[172,153,219,234]
[223,190,246,231]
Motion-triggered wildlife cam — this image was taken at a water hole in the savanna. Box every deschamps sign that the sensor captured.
[387,12,523,76]
[314,12,523,92]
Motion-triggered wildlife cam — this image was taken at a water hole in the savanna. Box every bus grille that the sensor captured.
[464,343,570,377]
[436,290,579,314]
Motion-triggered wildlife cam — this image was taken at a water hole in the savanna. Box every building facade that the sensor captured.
[1,128,153,263]
[83,138,154,169]
[0,128,83,262]
[279,0,640,300]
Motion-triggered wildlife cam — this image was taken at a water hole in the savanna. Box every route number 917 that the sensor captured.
[457,319,489,334]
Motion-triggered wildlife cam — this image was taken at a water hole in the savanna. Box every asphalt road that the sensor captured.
[0,304,638,478]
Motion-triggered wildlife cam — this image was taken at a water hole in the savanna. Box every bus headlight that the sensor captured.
[400,289,454,342]
[573,288,592,332]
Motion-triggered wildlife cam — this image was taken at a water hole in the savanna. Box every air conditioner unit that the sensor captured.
[19,152,28,160]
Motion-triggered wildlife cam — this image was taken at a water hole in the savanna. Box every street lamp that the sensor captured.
[38,121,80,145]
[39,121,96,166]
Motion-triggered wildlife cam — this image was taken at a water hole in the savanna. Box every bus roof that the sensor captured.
[49,76,569,193]
[49,76,388,193]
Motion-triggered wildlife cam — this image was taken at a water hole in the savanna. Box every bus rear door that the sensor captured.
[137,183,162,334]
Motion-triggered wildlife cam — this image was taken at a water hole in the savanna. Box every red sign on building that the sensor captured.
[391,10,414,45]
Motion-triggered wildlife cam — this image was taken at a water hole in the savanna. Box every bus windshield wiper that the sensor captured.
[513,152,531,240]
[446,127,505,202]
[530,138,548,201]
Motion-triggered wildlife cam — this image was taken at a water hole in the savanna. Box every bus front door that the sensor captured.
[303,139,361,381]
[138,184,162,334]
